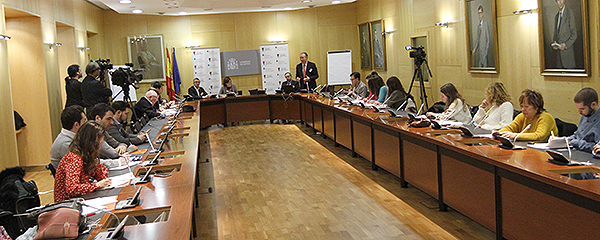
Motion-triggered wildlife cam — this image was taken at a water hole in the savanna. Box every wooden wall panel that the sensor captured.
[7,16,53,166]
[56,25,76,107]
[0,5,19,169]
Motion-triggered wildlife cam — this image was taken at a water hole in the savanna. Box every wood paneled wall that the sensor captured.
[102,3,360,99]
[0,5,19,170]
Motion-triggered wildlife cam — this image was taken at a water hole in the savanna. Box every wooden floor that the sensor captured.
[208,123,494,239]
[22,122,494,240]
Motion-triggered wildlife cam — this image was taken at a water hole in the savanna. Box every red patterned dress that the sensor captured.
[54,152,108,202]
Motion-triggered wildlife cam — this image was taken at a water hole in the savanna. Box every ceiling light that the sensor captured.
[119,0,131,3]
[332,0,341,4]
[302,0,312,3]
[204,8,213,11]
[261,6,272,9]
[284,7,293,10]
[132,9,143,14]
[178,11,187,15]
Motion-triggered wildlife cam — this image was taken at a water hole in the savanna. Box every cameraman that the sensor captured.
[81,62,112,113]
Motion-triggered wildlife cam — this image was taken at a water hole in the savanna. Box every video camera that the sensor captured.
[110,63,143,89]
[95,58,113,71]
[405,46,426,66]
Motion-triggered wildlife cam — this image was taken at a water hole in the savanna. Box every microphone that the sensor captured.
[395,99,409,112]
[513,124,532,143]
[332,88,345,98]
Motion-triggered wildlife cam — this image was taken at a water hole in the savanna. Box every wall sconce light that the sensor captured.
[382,30,395,35]
[185,44,201,48]
[513,9,533,15]
[78,47,90,51]
[0,34,10,40]
[435,22,449,28]
[270,40,286,44]
[47,43,62,49]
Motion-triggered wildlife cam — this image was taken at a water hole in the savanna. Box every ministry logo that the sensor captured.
[227,58,238,70]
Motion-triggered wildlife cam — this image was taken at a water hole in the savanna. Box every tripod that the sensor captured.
[407,58,433,115]
[113,84,139,127]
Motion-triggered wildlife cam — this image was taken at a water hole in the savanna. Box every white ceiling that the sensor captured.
[87,0,356,16]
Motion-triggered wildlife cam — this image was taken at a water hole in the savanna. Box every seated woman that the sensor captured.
[426,83,472,124]
[54,121,111,203]
[472,82,514,130]
[218,77,238,97]
[496,89,558,142]
[384,76,416,113]
[366,72,388,103]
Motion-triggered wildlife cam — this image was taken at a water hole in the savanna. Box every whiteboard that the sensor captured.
[327,50,352,85]
[260,43,290,94]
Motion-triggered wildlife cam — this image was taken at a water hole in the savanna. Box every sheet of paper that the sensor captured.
[82,196,118,215]
[108,160,139,171]
[103,173,134,189]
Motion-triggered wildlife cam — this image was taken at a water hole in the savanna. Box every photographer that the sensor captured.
[81,62,112,113]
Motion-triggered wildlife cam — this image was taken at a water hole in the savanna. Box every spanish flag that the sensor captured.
[165,47,176,101]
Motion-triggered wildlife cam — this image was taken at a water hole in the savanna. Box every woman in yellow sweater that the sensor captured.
[496,89,558,142]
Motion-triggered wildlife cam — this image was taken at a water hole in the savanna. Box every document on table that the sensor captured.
[527,137,568,150]
[109,160,139,171]
[82,196,118,215]
[102,172,135,190]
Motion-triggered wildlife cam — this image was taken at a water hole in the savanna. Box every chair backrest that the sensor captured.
[45,163,56,177]
[470,106,479,117]
[513,109,522,119]
[555,118,578,137]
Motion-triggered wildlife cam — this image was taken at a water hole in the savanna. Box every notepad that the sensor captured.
[527,137,568,150]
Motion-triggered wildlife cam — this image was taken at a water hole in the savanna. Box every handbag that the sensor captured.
[32,208,79,240]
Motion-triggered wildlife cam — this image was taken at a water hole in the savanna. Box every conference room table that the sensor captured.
[83,101,200,240]
[198,93,600,240]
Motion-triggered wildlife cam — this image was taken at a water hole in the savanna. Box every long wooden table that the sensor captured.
[199,94,600,240]
[87,101,200,240]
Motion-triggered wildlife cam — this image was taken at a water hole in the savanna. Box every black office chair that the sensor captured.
[237,90,243,96]
[45,163,56,177]
[470,106,479,117]
[555,118,577,137]
[513,109,522,119]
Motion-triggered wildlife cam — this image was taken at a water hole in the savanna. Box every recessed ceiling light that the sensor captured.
[332,0,341,4]
[204,8,213,11]
[261,6,272,9]
[284,7,293,10]
[302,0,312,2]
[120,0,131,3]
[178,11,187,15]
[132,9,143,13]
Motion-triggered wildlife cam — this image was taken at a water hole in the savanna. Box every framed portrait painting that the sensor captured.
[537,0,589,76]
[358,22,372,69]
[370,20,386,71]
[127,34,166,81]
[465,0,498,73]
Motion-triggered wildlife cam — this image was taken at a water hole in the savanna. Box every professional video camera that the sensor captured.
[95,58,113,71]
[405,45,426,66]
[110,63,143,89]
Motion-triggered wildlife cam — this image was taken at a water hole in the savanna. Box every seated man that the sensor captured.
[188,77,210,99]
[568,88,600,153]
[133,90,163,122]
[348,72,368,98]
[88,103,133,167]
[109,101,147,145]
[150,81,168,109]
[280,72,299,93]
[49,105,87,170]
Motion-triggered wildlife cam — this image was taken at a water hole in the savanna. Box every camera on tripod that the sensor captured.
[110,63,143,89]
[405,46,426,66]
[95,58,113,71]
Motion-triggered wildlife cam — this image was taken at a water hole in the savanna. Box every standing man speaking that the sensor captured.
[295,52,318,91]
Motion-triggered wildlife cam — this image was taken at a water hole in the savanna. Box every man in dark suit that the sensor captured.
[110,101,146,145]
[81,62,112,113]
[188,77,210,99]
[133,90,162,122]
[280,72,299,93]
[295,52,318,91]
[552,0,577,69]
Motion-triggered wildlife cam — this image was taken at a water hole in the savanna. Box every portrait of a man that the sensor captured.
[370,20,386,70]
[128,35,166,81]
[358,23,372,69]
[539,0,588,75]
[465,0,497,72]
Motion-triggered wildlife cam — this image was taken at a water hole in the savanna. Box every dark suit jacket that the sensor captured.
[81,75,112,108]
[295,61,318,90]
[188,86,207,99]
[108,118,144,145]
[553,7,577,69]
[133,97,160,122]
[65,78,83,108]
[280,80,300,92]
